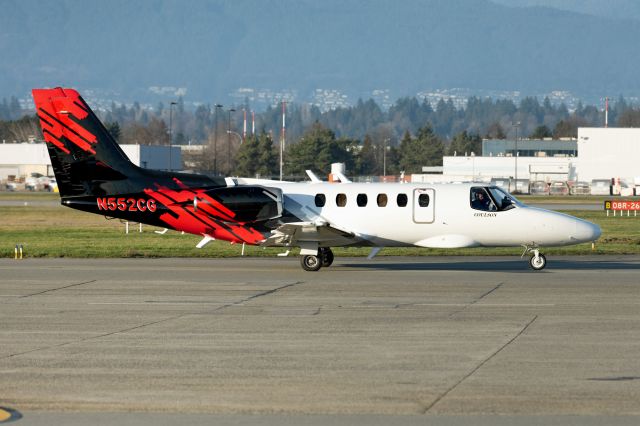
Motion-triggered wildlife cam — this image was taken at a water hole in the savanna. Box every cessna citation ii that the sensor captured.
[33,88,601,271]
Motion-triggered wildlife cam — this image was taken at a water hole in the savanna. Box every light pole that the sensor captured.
[169,101,177,171]
[280,101,286,181]
[513,121,521,193]
[214,104,223,175]
[383,138,389,178]
[227,108,236,175]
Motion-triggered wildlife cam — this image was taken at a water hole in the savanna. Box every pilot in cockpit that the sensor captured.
[471,188,494,211]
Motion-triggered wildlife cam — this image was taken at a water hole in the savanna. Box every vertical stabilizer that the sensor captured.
[32,87,135,197]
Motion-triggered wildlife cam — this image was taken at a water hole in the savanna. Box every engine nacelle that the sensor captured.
[194,185,283,223]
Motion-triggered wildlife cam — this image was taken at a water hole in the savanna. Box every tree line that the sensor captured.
[3,94,640,178]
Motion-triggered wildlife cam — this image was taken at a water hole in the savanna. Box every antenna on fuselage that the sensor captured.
[306,170,322,182]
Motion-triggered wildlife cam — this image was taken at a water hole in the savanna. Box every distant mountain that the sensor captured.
[491,0,640,22]
[2,0,640,104]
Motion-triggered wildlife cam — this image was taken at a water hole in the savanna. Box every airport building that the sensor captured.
[0,143,181,182]
[482,138,577,157]
[442,155,574,182]
[3,127,639,195]
[415,128,640,195]
[576,128,640,183]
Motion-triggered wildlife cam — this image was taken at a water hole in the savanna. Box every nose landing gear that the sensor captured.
[529,251,547,270]
[522,245,547,270]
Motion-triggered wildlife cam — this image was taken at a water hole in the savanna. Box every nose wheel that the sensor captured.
[523,245,547,270]
[529,252,547,270]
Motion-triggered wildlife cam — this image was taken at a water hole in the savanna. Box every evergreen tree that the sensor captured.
[399,125,444,173]
[234,134,260,177]
[256,132,278,177]
[385,146,401,175]
[434,98,457,137]
[397,130,412,172]
[105,121,121,142]
[356,134,377,175]
[447,131,482,156]
[530,125,552,139]
[519,97,543,122]
[485,121,506,139]
[553,115,587,138]
[285,122,354,176]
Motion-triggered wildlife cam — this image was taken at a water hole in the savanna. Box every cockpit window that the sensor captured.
[470,186,520,212]
[487,187,519,211]
[470,187,497,211]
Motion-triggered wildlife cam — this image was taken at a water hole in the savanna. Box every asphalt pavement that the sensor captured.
[1,256,639,425]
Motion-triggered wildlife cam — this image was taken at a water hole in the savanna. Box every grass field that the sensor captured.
[0,192,59,201]
[1,198,639,258]
[517,195,614,204]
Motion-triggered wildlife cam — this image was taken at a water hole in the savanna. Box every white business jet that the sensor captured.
[242,175,601,271]
[33,87,600,272]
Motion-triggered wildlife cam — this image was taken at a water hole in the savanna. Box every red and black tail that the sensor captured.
[33,88,140,197]
[32,88,283,245]
[33,87,227,197]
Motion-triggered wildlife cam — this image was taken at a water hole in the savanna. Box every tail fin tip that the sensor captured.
[33,87,97,155]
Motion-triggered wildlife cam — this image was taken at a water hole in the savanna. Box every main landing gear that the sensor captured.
[522,245,547,271]
[300,248,334,272]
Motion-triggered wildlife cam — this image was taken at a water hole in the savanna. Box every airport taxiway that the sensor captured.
[1,256,639,424]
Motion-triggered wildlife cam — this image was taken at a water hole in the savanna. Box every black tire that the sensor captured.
[320,248,334,267]
[301,255,322,271]
[529,253,547,270]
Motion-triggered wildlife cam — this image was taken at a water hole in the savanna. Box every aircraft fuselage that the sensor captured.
[264,181,601,249]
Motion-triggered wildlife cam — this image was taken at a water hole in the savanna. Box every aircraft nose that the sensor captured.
[573,219,601,242]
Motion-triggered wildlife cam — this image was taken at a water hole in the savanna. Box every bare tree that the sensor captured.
[5,116,41,142]
[617,109,640,127]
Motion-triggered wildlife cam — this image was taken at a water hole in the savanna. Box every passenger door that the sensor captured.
[413,188,435,223]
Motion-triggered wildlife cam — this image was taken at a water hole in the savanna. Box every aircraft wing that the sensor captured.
[261,221,360,248]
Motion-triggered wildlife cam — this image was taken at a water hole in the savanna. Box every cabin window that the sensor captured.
[314,193,326,207]
[357,193,368,207]
[336,193,347,207]
[418,193,430,207]
[396,193,408,207]
[377,194,388,207]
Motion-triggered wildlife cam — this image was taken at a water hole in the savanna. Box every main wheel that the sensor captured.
[529,253,547,270]
[301,255,322,271]
[319,248,334,267]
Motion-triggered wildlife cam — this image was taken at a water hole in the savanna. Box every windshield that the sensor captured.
[487,186,521,211]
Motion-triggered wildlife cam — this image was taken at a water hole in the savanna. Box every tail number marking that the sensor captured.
[97,197,157,213]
